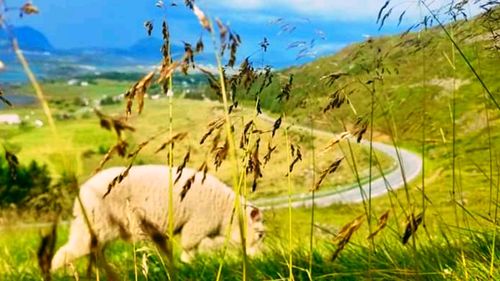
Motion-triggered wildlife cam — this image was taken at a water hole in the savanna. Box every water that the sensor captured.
[0,95,36,110]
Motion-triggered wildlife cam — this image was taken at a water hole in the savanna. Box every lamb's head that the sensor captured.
[245,206,265,256]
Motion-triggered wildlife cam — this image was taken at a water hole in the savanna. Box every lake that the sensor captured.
[0,95,36,110]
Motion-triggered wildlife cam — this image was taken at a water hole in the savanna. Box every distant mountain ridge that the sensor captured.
[0,26,215,83]
[0,26,54,51]
[0,26,185,61]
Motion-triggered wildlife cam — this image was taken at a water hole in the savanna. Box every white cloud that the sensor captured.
[314,42,347,54]
[200,0,483,22]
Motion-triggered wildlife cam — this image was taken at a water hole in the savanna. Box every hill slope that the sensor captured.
[247,7,500,227]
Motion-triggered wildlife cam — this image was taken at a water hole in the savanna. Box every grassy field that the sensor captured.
[1,3,499,281]
[0,206,498,280]
[243,7,500,233]
[0,79,393,202]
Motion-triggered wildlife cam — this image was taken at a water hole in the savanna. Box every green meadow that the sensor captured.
[1,2,500,281]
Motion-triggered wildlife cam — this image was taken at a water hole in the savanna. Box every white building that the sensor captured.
[0,114,21,125]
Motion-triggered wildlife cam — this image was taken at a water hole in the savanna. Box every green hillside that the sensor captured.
[240,7,500,230]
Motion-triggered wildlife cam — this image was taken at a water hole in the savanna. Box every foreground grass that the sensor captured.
[0,208,498,280]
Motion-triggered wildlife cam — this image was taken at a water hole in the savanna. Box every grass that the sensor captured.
[244,5,500,232]
[1,1,499,280]
[0,82,393,202]
[0,208,499,280]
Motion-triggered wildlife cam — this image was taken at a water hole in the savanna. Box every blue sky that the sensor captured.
[4,0,482,66]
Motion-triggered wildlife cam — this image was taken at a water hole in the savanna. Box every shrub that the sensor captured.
[0,157,51,208]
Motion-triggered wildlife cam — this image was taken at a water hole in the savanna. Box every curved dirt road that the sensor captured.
[254,114,422,209]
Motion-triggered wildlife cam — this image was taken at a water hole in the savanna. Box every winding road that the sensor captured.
[254,114,423,209]
[0,112,422,231]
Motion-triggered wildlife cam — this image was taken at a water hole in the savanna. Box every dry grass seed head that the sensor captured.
[250,138,263,192]
[260,37,269,52]
[402,212,424,245]
[312,157,344,192]
[192,4,212,32]
[367,210,390,240]
[210,130,222,152]
[37,219,57,281]
[157,61,179,84]
[320,71,348,87]
[323,89,347,113]
[323,132,351,152]
[255,66,274,103]
[184,0,194,9]
[94,140,129,174]
[197,161,208,184]
[175,149,191,184]
[0,87,12,107]
[331,215,364,262]
[240,120,255,149]
[95,109,135,138]
[227,31,241,67]
[180,174,196,201]
[123,70,156,116]
[352,116,369,143]
[263,141,277,165]
[20,2,39,16]
[272,116,282,137]
[216,18,228,53]
[214,139,229,170]
[103,163,133,198]
[155,132,188,154]
[195,36,204,53]
[144,20,153,36]
[135,70,156,114]
[161,20,170,58]
[200,117,225,144]
[127,130,167,159]
[276,74,294,102]
[198,66,223,98]
[288,144,302,173]
[181,42,195,74]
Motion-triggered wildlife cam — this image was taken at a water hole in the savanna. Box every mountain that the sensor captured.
[0,26,53,51]
[56,37,200,65]
[128,37,184,59]
[0,29,214,83]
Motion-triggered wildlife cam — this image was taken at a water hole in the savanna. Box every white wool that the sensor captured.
[52,165,264,270]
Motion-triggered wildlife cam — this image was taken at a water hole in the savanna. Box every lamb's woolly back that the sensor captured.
[78,165,237,235]
[52,165,264,270]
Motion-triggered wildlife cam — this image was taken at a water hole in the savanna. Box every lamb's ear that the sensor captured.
[250,207,262,222]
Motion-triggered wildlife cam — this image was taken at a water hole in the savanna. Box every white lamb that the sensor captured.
[51,165,265,270]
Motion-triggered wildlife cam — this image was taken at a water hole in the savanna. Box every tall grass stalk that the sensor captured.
[166,26,176,279]
[421,1,500,112]
[0,12,104,279]
[340,138,368,215]
[447,26,460,230]
[283,118,294,281]
[418,1,428,231]
[367,82,375,262]
[479,42,498,275]
[308,116,316,275]
[203,18,247,281]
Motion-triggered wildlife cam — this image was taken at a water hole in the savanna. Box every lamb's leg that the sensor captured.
[180,220,212,263]
[198,236,227,252]
[51,217,92,271]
